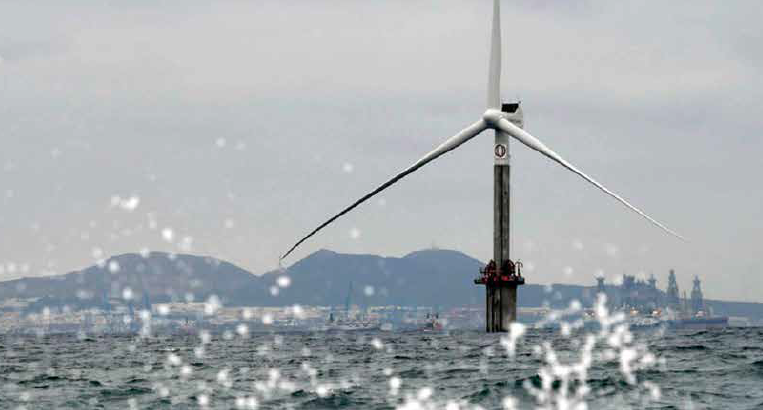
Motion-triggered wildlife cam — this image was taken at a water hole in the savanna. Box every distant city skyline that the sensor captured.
[1,1,761,302]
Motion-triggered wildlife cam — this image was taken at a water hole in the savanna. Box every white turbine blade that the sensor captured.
[281,120,489,260]
[495,118,685,240]
[487,0,502,109]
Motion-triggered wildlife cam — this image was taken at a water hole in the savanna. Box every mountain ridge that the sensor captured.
[0,249,760,319]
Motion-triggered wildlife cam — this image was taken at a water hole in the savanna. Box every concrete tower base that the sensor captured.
[485,284,518,332]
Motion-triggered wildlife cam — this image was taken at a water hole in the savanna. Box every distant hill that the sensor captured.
[0,249,760,319]
[250,249,486,308]
[0,252,255,311]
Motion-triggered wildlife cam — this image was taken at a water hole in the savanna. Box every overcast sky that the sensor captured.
[1,1,761,302]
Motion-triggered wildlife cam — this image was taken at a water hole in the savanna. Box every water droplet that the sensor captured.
[316,385,329,397]
[277,276,291,288]
[119,195,140,211]
[161,228,174,242]
[167,353,181,366]
[502,396,518,410]
[292,304,304,318]
[178,236,193,252]
[204,295,221,315]
[389,376,401,390]
[563,266,574,277]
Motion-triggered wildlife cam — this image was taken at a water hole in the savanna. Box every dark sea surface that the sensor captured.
[2,327,763,409]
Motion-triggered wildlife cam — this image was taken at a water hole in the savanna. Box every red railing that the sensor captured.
[474,260,525,285]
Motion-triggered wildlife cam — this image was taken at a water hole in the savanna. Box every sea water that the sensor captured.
[1,326,762,409]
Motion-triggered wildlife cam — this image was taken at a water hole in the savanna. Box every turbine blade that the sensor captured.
[281,120,489,260]
[495,118,685,240]
[487,0,502,109]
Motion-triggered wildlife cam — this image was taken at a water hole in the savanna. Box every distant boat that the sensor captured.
[329,321,381,332]
[668,315,728,330]
[317,303,381,332]
[572,308,729,332]
[313,318,380,332]
[628,309,729,331]
[420,312,444,332]
[177,317,197,336]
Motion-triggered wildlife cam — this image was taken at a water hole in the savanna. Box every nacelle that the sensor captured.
[501,101,524,129]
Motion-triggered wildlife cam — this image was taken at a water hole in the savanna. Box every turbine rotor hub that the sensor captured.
[482,109,504,128]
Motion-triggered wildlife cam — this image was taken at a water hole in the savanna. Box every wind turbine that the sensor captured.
[281,0,682,331]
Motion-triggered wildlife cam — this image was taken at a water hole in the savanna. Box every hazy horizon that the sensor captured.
[1,1,761,302]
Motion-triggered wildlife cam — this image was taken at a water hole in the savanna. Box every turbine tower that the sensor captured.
[281,0,682,332]
[481,0,523,332]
